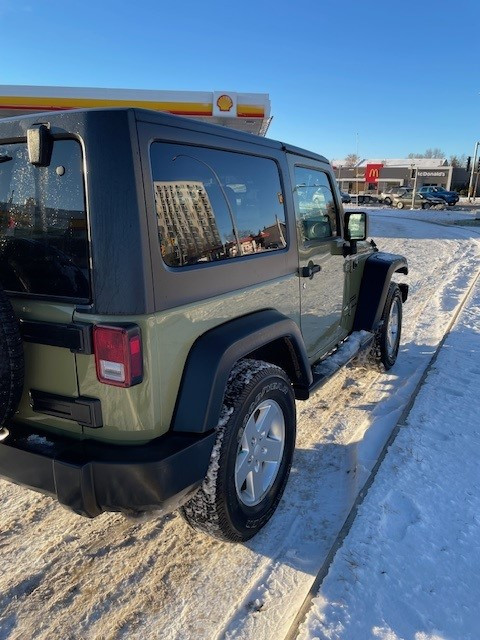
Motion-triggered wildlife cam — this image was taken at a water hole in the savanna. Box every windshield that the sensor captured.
[0,139,90,300]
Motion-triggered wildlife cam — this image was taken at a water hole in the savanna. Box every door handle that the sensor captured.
[300,260,322,279]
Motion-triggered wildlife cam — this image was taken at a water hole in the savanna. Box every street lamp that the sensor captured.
[355,132,359,202]
[468,141,479,202]
[410,163,419,210]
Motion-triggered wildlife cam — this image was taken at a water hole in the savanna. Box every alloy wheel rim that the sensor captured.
[386,299,400,357]
[235,399,285,507]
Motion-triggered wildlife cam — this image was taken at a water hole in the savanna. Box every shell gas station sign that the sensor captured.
[213,91,237,116]
[0,86,271,136]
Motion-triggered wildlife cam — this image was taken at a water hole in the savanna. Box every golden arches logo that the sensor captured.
[368,168,379,179]
[216,94,234,112]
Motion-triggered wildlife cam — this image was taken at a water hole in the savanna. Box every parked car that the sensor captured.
[349,194,380,204]
[380,187,412,206]
[417,186,459,206]
[340,191,351,204]
[392,192,445,210]
[0,109,408,542]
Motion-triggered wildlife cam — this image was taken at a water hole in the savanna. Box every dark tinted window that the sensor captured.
[294,167,339,243]
[150,143,286,267]
[0,140,89,299]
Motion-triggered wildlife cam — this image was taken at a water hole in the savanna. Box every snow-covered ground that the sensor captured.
[299,259,480,640]
[1,209,480,640]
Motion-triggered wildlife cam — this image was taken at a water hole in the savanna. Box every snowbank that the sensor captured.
[300,280,480,640]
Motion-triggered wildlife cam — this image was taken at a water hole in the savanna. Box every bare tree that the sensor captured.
[425,148,445,158]
[408,148,445,159]
[344,153,360,167]
[449,154,468,167]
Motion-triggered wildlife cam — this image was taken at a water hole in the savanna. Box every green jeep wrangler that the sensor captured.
[0,109,408,542]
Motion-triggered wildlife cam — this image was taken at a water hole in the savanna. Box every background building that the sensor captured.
[332,158,470,194]
[154,181,223,265]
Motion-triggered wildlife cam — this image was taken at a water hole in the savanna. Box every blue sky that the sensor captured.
[1,0,478,161]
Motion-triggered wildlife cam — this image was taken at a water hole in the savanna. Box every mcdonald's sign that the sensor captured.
[365,163,383,184]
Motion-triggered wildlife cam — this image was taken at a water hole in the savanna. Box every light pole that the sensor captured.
[355,132,359,203]
[468,141,479,202]
[411,163,419,210]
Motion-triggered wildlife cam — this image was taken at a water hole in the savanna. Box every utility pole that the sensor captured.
[468,141,479,202]
[355,133,359,203]
[411,164,419,210]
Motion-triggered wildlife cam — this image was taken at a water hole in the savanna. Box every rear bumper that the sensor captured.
[0,424,216,517]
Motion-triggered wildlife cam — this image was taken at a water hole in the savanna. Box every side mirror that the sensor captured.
[27,124,52,167]
[345,211,368,241]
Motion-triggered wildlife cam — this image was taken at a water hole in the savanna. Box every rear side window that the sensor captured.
[150,142,286,268]
[0,139,89,300]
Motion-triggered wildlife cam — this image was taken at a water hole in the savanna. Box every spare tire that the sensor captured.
[0,286,24,427]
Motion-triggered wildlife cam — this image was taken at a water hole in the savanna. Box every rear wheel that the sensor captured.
[180,359,296,542]
[396,201,404,209]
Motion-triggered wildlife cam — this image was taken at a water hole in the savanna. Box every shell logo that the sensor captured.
[216,94,234,112]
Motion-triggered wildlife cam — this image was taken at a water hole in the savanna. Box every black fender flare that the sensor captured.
[171,309,311,434]
[353,252,408,332]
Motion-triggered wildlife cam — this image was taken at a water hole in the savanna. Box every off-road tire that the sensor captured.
[375,283,402,370]
[180,359,296,542]
[0,286,24,427]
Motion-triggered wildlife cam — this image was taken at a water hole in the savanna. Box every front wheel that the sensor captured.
[180,359,296,542]
[376,284,403,369]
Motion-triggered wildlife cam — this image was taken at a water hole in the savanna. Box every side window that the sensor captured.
[150,142,286,267]
[294,167,339,244]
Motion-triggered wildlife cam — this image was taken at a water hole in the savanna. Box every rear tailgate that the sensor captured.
[11,299,83,435]
[0,137,90,436]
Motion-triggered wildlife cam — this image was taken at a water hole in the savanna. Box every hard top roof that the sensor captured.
[0,106,329,165]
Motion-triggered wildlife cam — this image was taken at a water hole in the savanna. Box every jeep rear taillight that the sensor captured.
[93,325,143,388]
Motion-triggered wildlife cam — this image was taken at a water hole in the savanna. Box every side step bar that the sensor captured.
[295,331,374,400]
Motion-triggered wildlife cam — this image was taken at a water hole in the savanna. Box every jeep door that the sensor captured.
[290,163,348,360]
